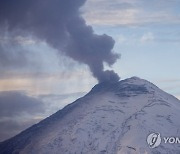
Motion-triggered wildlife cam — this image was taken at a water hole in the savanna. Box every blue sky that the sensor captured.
[81,0,180,98]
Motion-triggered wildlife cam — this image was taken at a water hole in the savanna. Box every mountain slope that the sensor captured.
[0,77,180,154]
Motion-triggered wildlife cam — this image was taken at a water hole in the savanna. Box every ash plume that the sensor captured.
[0,0,120,83]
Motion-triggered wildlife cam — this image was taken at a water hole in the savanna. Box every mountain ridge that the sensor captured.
[0,77,180,154]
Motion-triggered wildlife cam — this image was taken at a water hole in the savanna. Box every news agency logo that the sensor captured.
[147,132,180,148]
[147,133,161,148]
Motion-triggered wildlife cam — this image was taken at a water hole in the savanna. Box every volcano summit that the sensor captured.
[0,77,180,154]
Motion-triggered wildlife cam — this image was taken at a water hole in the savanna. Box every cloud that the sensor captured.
[0,40,27,69]
[0,69,96,96]
[0,91,45,117]
[117,35,127,44]
[39,92,86,114]
[82,0,180,27]
[0,90,87,142]
[0,30,43,73]
[0,91,46,141]
[140,32,154,43]
[82,0,134,11]
[83,8,139,26]
[14,36,37,45]
[0,0,120,83]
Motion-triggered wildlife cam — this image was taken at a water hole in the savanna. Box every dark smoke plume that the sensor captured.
[0,0,120,82]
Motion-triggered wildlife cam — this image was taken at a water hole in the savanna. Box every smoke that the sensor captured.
[0,0,120,83]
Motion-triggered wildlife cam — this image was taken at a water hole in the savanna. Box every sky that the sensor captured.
[0,0,180,141]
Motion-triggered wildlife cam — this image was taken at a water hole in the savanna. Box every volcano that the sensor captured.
[0,77,180,154]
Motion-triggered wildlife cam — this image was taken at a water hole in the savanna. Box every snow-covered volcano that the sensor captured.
[0,77,180,154]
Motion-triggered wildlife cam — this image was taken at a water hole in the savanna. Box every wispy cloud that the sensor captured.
[0,70,96,96]
[0,90,86,142]
[14,36,37,45]
[140,32,154,43]
[82,0,180,26]
[0,91,45,141]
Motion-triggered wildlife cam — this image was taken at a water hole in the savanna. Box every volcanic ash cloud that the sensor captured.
[0,0,120,82]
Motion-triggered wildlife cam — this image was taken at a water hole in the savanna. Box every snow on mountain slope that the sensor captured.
[0,77,180,154]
